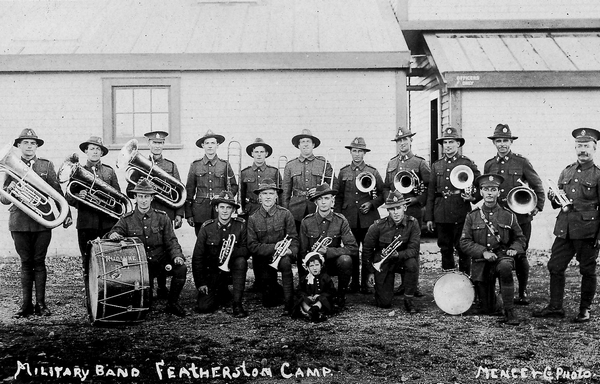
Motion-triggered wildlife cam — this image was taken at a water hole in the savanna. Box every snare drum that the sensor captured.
[85,238,150,325]
[433,271,475,315]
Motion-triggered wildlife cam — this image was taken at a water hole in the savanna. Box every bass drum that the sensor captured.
[86,238,150,325]
[433,271,475,315]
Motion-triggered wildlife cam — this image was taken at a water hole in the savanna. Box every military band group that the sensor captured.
[3,123,599,326]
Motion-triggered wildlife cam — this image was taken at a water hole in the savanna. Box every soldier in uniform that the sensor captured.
[363,191,421,312]
[460,174,526,325]
[193,191,249,318]
[185,130,238,235]
[2,129,72,317]
[126,130,185,299]
[247,179,299,314]
[299,183,358,309]
[335,137,384,294]
[425,127,481,274]
[533,128,600,323]
[484,124,545,305]
[106,179,188,317]
[282,129,334,273]
[67,136,120,275]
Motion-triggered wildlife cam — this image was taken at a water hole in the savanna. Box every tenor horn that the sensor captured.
[356,171,376,193]
[450,165,474,196]
[0,143,69,228]
[58,153,133,219]
[506,180,538,215]
[393,170,420,194]
[117,139,187,209]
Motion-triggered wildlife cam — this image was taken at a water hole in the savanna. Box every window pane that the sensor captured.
[134,113,151,137]
[152,113,169,132]
[134,88,151,113]
[115,114,134,137]
[152,88,169,113]
[115,89,133,113]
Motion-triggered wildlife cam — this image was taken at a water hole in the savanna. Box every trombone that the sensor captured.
[227,141,243,210]
[277,155,288,189]
[320,148,336,186]
[372,235,403,272]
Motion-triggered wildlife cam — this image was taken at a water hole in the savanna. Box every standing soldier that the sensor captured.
[533,128,600,323]
[484,124,545,305]
[1,129,72,317]
[247,179,299,314]
[425,127,481,274]
[299,183,358,309]
[126,130,185,299]
[67,136,120,271]
[185,130,238,235]
[335,137,384,294]
[282,129,334,272]
[193,191,249,318]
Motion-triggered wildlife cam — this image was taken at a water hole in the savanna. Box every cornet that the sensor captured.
[117,139,187,208]
[0,143,69,229]
[269,235,292,269]
[450,165,475,198]
[356,171,377,198]
[311,236,332,253]
[218,234,236,272]
[545,179,572,212]
[372,234,403,273]
[58,153,133,219]
[393,170,422,195]
[506,179,538,215]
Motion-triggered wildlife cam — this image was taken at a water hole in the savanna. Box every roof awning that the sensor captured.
[424,32,600,88]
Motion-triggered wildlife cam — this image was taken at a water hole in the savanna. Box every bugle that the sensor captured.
[227,141,242,210]
[393,170,421,195]
[0,143,69,228]
[545,179,572,212]
[218,234,236,272]
[450,165,475,197]
[356,171,376,198]
[117,139,187,208]
[372,234,403,273]
[506,179,538,215]
[58,153,133,219]
[269,235,292,269]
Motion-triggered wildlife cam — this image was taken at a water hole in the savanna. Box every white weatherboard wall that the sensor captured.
[460,89,600,250]
[0,70,399,257]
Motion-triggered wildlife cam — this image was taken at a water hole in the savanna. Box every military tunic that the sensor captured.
[240,163,282,216]
[185,155,238,226]
[282,155,334,222]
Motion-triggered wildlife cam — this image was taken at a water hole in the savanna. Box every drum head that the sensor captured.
[433,272,475,315]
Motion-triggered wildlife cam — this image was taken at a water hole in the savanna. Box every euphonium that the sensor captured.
[545,179,573,212]
[117,139,187,209]
[218,234,236,272]
[393,170,421,194]
[0,143,69,228]
[356,171,376,195]
[372,234,403,273]
[506,179,538,215]
[450,165,475,197]
[58,153,133,219]
[269,234,292,269]
[311,236,332,252]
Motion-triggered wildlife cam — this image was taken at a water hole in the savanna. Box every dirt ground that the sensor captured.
[1,249,600,384]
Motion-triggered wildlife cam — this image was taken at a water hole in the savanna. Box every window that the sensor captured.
[103,77,181,148]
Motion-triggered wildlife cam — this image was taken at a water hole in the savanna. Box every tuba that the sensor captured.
[545,179,572,212]
[58,153,133,219]
[506,179,538,215]
[218,234,236,272]
[269,234,292,269]
[393,170,421,194]
[0,143,69,228]
[450,165,475,197]
[117,139,187,209]
[372,234,403,273]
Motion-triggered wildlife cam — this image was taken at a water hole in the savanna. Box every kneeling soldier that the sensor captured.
[193,191,249,318]
[363,191,421,312]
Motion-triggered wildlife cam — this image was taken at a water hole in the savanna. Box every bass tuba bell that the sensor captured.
[0,143,69,228]
[506,180,538,215]
[393,170,420,194]
[117,139,187,209]
[58,153,133,219]
[450,165,474,197]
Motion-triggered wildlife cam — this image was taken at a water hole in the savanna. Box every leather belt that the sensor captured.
[292,190,309,197]
[435,190,461,197]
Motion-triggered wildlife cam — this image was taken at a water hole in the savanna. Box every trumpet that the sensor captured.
[117,139,187,208]
[269,235,292,269]
[227,141,242,210]
[506,179,538,215]
[0,143,69,228]
[356,171,377,198]
[393,170,422,195]
[545,179,572,212]
[277,155,288,189]
[372,234,403,273]
[58,153,133,219]
[450,165,475,198]
[311,236,332,252]
[218,234,236,272]
[320,148,336,185]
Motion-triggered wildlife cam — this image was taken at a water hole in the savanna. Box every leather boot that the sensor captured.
[502,308,520,325]
[232,302,248,318]
[404,297,418,314]
[16,270,34,318]
[34,270,51,316]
